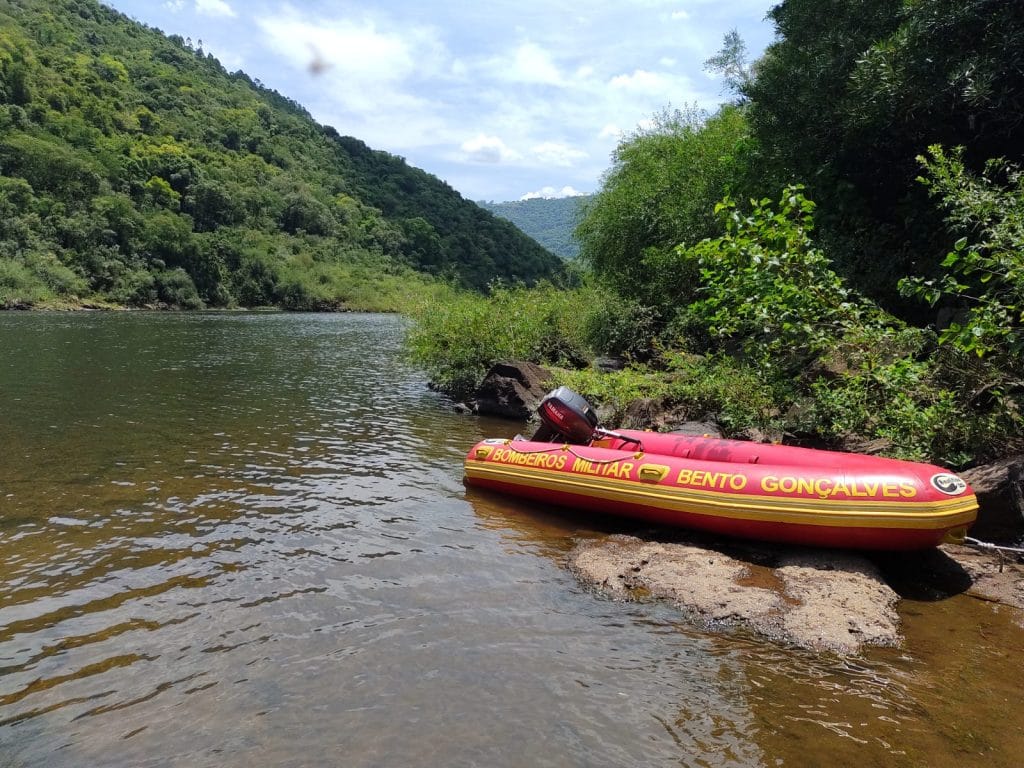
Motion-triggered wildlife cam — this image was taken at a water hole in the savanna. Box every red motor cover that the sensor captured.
[537,386,599,443]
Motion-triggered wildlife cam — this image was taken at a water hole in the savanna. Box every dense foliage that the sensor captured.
[743,0,1024,306]
[405,283,602,401]
[478,196,589,260]
[574,105,754,310]
[409,0,1024,468]
[0,0,563,310]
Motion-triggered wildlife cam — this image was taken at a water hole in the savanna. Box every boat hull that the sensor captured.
[464,438,978,550]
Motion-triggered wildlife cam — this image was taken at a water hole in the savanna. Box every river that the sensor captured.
[0,312,1021,767]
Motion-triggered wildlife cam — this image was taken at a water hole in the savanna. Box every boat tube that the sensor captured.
[464,387,977,550]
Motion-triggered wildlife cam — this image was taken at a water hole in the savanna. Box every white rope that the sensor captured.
[963,536,1024,556]
[504,440,643,466]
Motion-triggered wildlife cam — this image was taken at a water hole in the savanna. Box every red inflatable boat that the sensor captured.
[464,388,978,550]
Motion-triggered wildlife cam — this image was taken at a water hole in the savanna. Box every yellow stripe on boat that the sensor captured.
[464,461,977,531]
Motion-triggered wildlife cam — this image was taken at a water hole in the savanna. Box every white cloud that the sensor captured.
[671,10,691,20]
[461,134,520,164]
[257,16,419,82]
[599,123,622,139]
[163,0,184,10]
[196,0,235,18]
[487,41,564,86]
[521,186,585,200]
[609,69,671,93]
[530,142,587,167]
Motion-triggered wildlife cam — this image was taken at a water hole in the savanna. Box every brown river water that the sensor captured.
[0,312,1022,767]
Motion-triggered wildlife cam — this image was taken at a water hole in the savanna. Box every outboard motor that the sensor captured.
[530,386,599,444]
[529,386,645,451]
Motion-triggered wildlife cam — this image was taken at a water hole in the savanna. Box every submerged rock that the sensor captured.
[568,534,901,655]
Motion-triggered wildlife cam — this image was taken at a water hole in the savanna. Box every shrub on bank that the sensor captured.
[405,283,603,401]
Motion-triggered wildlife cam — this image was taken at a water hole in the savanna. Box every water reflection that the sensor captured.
[464,473,1024,768]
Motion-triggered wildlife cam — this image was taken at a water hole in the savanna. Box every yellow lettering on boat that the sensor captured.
[900,481,916,498]
[882,483,899,498]
[677,469,747,491]
[831,481,851,497]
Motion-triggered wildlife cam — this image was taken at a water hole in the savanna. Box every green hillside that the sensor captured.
[479,196,590,259]
[0,0,564,310]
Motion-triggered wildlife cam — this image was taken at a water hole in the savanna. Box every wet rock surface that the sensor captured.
[568,534,901,655]
[569,532,1024,654]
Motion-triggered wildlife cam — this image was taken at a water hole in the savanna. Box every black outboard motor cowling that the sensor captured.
[531,386,599,444]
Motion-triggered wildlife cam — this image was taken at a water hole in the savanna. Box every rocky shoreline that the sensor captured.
[567,532,1024,655]
[468,360,1024,655]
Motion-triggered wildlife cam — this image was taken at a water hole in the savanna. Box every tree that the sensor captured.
[743,0,1024,307]
[704,30,753,98]
[900,145,1024,367]
[575,105,754,308]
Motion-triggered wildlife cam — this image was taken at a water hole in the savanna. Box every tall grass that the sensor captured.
[404,283,606,400]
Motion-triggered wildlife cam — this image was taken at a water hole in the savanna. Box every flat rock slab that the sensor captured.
[568,534,901,655]
[941,544,1024,625]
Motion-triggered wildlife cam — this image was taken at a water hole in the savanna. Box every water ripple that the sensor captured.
[3,313,1023,768]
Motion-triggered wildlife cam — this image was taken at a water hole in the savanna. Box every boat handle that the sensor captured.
[638,464,670,482]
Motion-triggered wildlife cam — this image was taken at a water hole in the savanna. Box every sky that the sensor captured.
[102,1,777,203]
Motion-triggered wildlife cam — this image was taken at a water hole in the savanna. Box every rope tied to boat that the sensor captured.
[963,536,1024,556]
[962,536,1024,573]
[502,439,643,464]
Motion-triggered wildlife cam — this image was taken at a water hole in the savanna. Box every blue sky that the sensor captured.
[102,1,776,203]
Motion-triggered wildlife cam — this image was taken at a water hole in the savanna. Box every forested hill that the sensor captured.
[0,0,564,310]
[479,196,591,260]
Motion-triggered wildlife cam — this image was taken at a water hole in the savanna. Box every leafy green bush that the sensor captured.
[675,186,877,371]
[582,294,662,362]
[405,283,600,400]
[154,268,203,309]
[665,353,792,437]
[552,365,672,422]
[24,251,87,295]
[900,145,1024,366]
[107,267,157,306]
[0,257,50,306]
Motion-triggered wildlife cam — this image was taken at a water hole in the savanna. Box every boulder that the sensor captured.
[620,397,665,430]
[960,456,1024,543]
[474,361,553,420]
[593,355,627,372]
[568,534,901,655]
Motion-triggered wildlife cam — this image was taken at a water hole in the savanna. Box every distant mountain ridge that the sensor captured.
[478,196,591,260]
[0,0,563,309]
